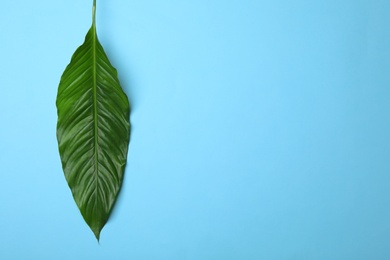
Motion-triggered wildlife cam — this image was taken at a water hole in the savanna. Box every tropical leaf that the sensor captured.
[56,0,130,240]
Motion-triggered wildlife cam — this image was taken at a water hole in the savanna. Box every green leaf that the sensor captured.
[56,0,130,241]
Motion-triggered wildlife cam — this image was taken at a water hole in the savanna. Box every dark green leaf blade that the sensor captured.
[56,25,130,240]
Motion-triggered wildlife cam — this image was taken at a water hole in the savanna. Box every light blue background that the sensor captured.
[1,0,390,259]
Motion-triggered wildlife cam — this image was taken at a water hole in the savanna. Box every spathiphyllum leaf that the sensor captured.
[56,0,130,240]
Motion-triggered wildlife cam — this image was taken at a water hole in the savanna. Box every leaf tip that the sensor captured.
[92,228,101,242]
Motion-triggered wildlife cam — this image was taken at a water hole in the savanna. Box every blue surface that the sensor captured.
[1,0,390,259]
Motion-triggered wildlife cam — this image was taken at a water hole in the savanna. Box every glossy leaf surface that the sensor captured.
[56,3,130,240]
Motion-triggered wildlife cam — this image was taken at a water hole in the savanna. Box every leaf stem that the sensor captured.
[92,0,96,26]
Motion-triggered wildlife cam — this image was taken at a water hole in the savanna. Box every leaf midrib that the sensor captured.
[92,21,100,209]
